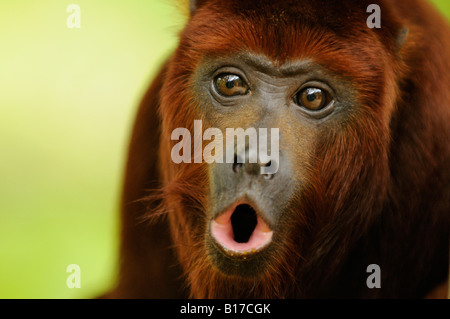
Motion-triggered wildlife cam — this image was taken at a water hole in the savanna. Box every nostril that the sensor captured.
[233,154,243,173]
[232,162,243,173]
[262,161,275,180]
[264,160,272,167]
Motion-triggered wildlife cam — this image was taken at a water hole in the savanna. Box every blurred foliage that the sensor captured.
[0,0,448,298]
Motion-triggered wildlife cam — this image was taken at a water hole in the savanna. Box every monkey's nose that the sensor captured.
[232,155,275,180]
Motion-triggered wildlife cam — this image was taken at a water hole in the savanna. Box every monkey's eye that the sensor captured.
[295,87,332,111]
[214,74,249,97]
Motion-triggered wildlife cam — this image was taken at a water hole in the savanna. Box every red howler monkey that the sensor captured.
[109,0,450,298]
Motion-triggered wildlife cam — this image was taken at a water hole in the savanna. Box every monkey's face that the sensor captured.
[189,53,360,277]
[160,1,394,282]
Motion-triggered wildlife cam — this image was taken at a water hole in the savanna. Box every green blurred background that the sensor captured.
[0,0,448,299]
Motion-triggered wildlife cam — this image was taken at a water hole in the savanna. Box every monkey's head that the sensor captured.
[157,0,406,297]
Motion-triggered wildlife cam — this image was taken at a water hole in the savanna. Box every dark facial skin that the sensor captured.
[192,52,359,276]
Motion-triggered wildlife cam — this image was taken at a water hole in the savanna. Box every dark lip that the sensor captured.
[210,237,271,259]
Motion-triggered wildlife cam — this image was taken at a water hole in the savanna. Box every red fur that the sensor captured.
[107,0,449,298]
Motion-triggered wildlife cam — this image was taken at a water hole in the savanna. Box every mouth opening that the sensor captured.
[231,204,258,243]
[210,202,273,255]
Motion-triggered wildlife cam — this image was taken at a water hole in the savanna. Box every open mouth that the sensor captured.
[210,203,273,255]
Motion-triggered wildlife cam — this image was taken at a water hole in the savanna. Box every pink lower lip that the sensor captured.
[210,205,273,254]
